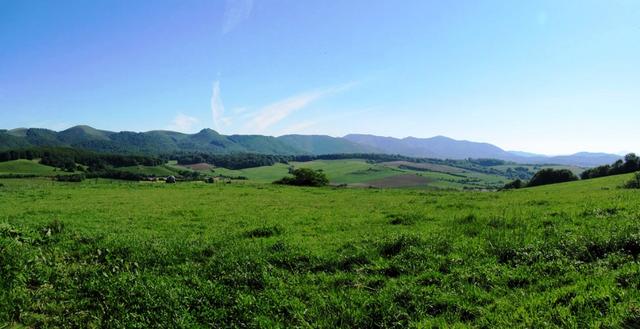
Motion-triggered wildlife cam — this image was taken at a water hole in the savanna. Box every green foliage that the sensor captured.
[0,147,163,170]
[0,127,302,155]
[502,178,523,190]
[55,173,86,182]
[527,168,578,187]
[274,168,329,186]
[623,172,640,189]
[582,153,640,180]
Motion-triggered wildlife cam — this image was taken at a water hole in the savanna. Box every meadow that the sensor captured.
[1,173,639,328]
[0,160,68,177]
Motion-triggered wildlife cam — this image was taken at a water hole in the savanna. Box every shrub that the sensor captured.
[86,169,146,181]
[274,168,329,187]
[623,172,640,189]
[502,179,523,190]
[527,169,578,187]
[0,174,37,179]
[55,173,85,182]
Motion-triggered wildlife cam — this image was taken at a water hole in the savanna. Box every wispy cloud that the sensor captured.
[245,82,356,133]
[222,0,253,34]
[276,107,376,136]
[277,120,320,136]
[168,113,199,132]
[210,81,226,131]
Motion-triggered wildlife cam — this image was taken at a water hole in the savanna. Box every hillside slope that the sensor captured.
[277,135,379,154]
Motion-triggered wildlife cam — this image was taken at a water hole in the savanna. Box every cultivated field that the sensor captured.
[1,174,639,328]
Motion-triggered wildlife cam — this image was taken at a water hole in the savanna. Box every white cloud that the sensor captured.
[210,81,226,131]
[245,83,356,133]
[222,0,253,34]
[168,113,199,132]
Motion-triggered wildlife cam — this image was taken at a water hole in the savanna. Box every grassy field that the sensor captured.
[0,158,575,190]
[1,174,640,328]
[200,159,585,190]
[205,159,512,189]
[0,159,63,177]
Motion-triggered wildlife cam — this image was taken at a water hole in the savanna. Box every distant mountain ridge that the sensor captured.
[0,126,624,167]
[343,134,622,167]
[0,126,371,156]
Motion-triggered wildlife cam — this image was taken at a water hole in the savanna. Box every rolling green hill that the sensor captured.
[0,159,61,176]
[0,127,304,155]
[204,159,510,189]
[0,126,622,167]
[277,135,378,154]
[203,159,588,190]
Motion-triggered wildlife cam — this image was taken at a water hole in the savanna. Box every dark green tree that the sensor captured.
[502,179,523,190]
[274,168,329,187]
[527,169,578,187]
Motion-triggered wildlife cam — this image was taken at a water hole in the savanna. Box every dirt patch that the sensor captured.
[381,161,465,174]
[183,163,214,171]
[360,174,433,188]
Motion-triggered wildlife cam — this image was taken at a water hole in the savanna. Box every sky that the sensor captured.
[1,0,639,155]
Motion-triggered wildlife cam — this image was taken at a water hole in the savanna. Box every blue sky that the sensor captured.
[1,0,638,154]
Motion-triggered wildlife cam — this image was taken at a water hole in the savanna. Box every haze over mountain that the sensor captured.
[0,126,623,167]
[343,134,623,167]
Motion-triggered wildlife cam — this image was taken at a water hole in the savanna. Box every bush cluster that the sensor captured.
[55,174,86,182]
[623,172,640,189]
[274,168,329,187]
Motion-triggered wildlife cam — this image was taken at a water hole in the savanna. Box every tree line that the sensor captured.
[0,147,164,171]
[502,168,579,190]
[580,153,639,180]
[503,153,640,190]
[172,152,513,174]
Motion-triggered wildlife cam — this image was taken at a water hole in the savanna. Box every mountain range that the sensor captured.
[0,126,623,167]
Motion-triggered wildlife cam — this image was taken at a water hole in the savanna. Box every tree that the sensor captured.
[502,179,523,190]
[581,153,640,180]
[623,153,640,173]
[527,169,578,187]
[274,168,329,187]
